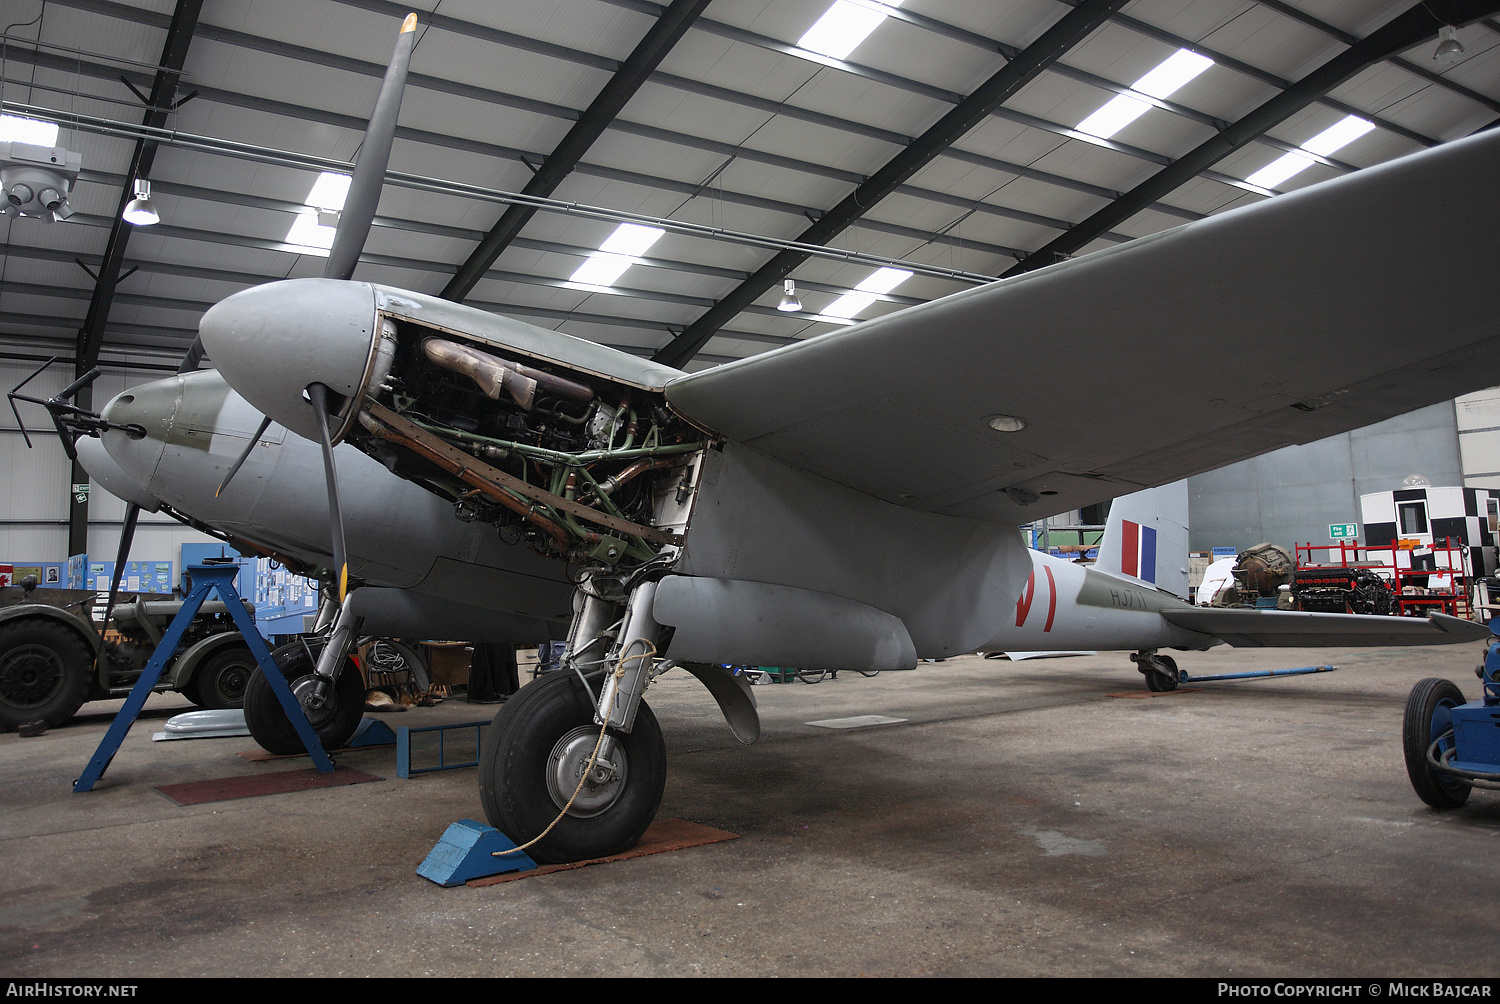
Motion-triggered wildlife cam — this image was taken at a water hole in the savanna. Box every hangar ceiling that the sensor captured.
[1,0,1497,376]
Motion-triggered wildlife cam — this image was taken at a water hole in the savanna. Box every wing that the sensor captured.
[1161,608,1491,648]
[665,130,1500,522]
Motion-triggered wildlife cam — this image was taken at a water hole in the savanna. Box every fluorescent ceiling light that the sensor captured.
[569,222,665,288]
[1075,49,1212,140]
[1245,115,1374,191]
[823,266,911,319]
[0,114,59,147]
[798,0,904,61]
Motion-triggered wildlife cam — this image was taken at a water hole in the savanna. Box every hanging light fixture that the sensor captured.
[122,179,158,225]
[1433,25,1464,63]
[777,278,802,312]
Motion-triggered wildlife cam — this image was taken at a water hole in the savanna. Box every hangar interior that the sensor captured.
[3,0,1500,979]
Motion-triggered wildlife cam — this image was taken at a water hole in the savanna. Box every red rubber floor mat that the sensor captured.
[467,818,739,886]
[154,766,383,805]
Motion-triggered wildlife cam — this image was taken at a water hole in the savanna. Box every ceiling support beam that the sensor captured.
[650,0,1128,369]
[1004,0,1500,278]
[67,0,201,559]
[441,0,710,302]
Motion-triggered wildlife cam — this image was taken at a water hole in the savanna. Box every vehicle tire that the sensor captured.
[479,670,666,865]
[0,619,93,732]
[1144,655,1179,693]
[243,642,365,755]
[192,646,256,710]
[1402,677,1471,810]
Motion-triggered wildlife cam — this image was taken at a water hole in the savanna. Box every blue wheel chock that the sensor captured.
[74,563,335,792]
[417,819,537,886]
[347,718,398,748]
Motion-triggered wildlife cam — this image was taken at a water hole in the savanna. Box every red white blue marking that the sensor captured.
[1120,520,1157,583]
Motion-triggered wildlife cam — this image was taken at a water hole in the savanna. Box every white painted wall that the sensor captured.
[0,359,220,566]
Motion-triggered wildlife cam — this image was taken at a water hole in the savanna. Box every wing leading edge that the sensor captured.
[665,130,1500,523]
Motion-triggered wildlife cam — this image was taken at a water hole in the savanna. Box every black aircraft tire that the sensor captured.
[1144,655,1179,693]
[0,619,93,732]
[192,646,256,710]
[479,671,666,865]
[243,643,365,755]
[1402,677,1471,810]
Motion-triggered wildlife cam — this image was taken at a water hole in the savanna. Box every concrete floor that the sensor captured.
[3,642,1499,977]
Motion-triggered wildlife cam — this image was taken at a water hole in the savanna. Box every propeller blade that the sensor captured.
[178,336,206,374]
[324,12,418,282]
[307,383,349,602]
[215,414,273,497]
[100,501,141,637]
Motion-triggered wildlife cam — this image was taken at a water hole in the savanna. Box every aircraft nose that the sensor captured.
[93,380,175,506]
[198,277,379,443]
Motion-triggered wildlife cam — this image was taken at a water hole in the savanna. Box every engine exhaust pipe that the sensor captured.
[421,337,593,410]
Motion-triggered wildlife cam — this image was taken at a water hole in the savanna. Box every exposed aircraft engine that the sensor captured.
[345,315,706,573]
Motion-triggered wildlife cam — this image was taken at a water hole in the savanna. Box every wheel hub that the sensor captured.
[291,675,338,727]
[0,647,65,708]
[546,726,628,817]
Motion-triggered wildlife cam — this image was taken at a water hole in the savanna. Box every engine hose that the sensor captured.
[492,638,657,859]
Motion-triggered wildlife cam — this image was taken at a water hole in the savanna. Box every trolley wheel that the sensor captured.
[1402,678,1471,810]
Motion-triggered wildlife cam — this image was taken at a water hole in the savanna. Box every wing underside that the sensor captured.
[665,130,1500,523]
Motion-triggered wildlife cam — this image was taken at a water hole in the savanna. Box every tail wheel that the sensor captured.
[1402,678,1471,810]
[1143,655,1179,693]
[243,642,365,755]
[0,619,93,732]
[479,671,665,864]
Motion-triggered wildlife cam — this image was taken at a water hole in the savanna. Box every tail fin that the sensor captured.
[1094,480,1190,599]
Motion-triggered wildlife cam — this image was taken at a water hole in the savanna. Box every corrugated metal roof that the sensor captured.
[0,0,1496,373]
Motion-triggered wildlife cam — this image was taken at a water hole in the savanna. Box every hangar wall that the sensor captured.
[0,359,219,568]
[1187,401,1465,553]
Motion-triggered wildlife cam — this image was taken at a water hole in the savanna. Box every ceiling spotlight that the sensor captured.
[123,179,158,226]
[0,140,81,223]
[988,414,1028,433]
[777,278,802,312]
[1434,25,1464,63]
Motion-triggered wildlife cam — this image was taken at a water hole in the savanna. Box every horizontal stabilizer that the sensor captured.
[1161,608,1491,648]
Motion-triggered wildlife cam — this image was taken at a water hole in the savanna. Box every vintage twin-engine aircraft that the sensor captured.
[100,14,1500,863]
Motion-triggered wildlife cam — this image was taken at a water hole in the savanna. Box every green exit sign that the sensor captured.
[1330,523,1357,539]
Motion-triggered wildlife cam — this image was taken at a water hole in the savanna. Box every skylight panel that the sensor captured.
[306,172,351,210]
[569,223,665,288]
[283,172,355,254]
[822,266,911,319]
[286,212,336,254]
[798,0,905,61]
[0,114,59,147]
[1245,115,1374,191]
[1075,48,1212,140]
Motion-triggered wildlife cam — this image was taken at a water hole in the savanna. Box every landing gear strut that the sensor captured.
[479,577,668,863]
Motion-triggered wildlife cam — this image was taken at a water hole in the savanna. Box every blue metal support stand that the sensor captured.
[74,564,334,792]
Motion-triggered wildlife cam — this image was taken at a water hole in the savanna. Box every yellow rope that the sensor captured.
[493,638,657,857]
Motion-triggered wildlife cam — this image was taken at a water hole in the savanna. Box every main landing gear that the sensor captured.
[243,592,365,755]
[480,577,668,864]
